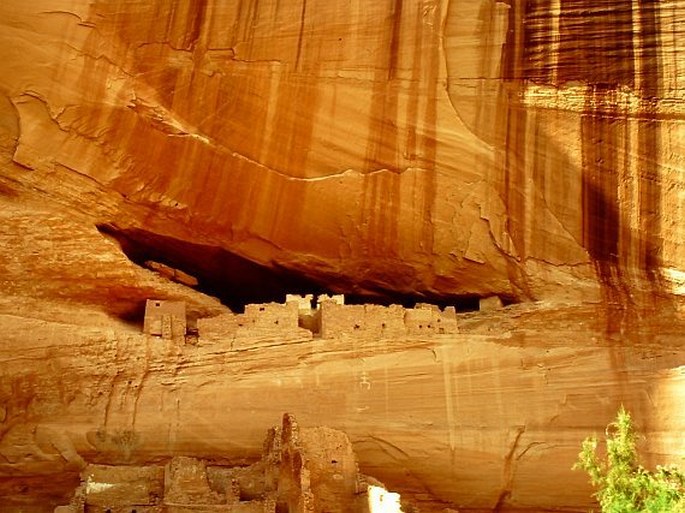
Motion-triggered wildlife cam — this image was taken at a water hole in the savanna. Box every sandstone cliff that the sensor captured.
[1,1,684,512]
[1,1,683,306]
[0,302,684,512]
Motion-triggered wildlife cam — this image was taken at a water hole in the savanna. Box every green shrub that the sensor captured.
[574,406,685,513]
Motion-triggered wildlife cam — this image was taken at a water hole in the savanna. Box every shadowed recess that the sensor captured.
[96,223,326,313]
[96,224,491,314]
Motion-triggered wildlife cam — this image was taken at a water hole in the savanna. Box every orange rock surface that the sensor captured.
[55,414,383,513]
[0,1,684,512]
[1,1,683,302]
[1,301,684,512]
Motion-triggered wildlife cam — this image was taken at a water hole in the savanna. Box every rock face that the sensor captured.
[1,1,683,305]
[0,300,684,511]
[0,1,684,512]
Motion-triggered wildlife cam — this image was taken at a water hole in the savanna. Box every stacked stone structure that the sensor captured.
[196,295,459,345]
[55,415,398,513]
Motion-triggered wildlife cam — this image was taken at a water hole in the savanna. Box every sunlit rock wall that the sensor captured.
[446,0,685,302]
[1,1,683,305]
[1,303,684,511]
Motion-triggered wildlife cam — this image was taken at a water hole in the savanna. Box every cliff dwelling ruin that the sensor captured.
[143,300,187,341]
[141,294,462,350]
[1,1,684,512]
[56,414,402,513]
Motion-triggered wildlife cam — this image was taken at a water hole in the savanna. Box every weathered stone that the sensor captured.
[0,1,684,512]
[55,415,389,513]
[1,300,683,512]
[479,296,504,312]
[0,1,682,305]
[145,261,199,288]
[82,464,164,508]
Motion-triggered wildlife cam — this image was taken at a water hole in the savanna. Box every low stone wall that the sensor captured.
[198,302,312,347]
[404,304,458,335]
[198,297,459,345]
[320,301,458,338]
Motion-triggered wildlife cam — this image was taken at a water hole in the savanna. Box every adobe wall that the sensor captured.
[165,456,227,507]
[197,295,458,346]
[319,302,405,339]
[198,301,312,348]
[196,312,240,343]
[298,425,361,513]
[143,299,187,340]
[319,301,458,339]
[67,464,165,512]
[404,304,458,336]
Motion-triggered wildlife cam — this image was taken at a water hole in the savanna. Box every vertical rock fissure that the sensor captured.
[494,425,526,512]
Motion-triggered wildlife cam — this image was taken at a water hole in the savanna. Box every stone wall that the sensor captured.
[198,301,313,348]
[404,304,458,336]
[165,456,227,507]
[319,301,458,339]
[143,299,187,341]
[55,415,388,513]
[319,302,405,339]
[198,296,459,345]
[63,464,165,512]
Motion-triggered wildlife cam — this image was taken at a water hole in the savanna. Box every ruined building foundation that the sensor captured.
[56,414,402,513]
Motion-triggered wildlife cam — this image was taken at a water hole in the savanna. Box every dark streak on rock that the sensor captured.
[524,0,636,87]
[500,2,528,257]
[636,0,662,286]
[295,0,307,72]
[361,2,438,258]
[498,1,671,307]
[388,0,404,81]
[580,85,621,285]
[185,0,208,51]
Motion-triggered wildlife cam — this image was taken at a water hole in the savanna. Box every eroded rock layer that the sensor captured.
[0,1,683,306]
[0,301,683,511]
[0,2,684,512]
